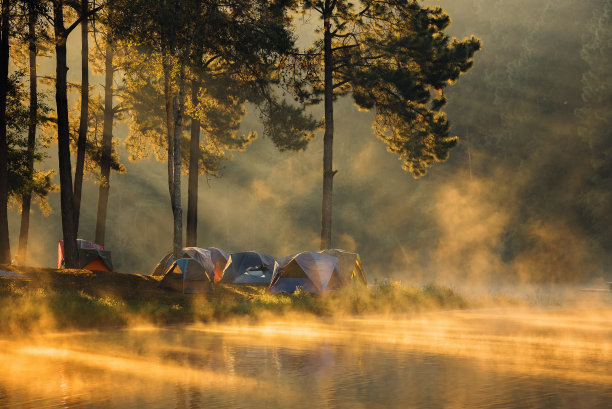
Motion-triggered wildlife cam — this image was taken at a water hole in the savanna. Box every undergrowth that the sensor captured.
[0,267,467,335]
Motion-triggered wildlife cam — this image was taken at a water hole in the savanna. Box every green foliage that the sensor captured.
[48,291,127,329]
[293,0,480,177]
[326,281,466,314]
[422,283,466,308]
[120,52,168,162]
[353,1,480,177]
[111,0,317,175]
[78,92,126,175]
[260,100,318,152]
[5,71,56,214]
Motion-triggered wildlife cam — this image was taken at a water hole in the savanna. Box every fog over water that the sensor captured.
[1,308,611,408]
[6,0,612,287]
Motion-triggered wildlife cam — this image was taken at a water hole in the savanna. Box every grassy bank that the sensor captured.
[0,266,466,335]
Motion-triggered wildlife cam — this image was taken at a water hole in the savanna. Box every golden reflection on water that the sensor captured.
[192,308,612,385]
[1,307,611,408]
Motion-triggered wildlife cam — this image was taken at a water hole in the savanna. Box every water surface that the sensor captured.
[1,308,611,408]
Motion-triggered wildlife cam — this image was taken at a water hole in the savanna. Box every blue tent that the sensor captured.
[220,251,279,284]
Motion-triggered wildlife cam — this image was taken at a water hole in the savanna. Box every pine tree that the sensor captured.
[293,0,480,249]
[93,37,118,246]
[5,71,55,222]
[14,0,55,265]
[71,0,91,237]
[110,0,315,256]
[0,0,12,264]
[51,0,102,268]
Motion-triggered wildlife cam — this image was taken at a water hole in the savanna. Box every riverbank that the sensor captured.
[0,265,466,335]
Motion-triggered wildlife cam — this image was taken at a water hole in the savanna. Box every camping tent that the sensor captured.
[269,252,343,294]
[319,249,367,285]
[205,247,230,283]
[220,251,279,284]
[151,252,174,277]
[151,247,228,281]
[159,258,213,294]
[57,240,113,271]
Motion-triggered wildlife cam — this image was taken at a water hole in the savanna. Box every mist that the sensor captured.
[1,308,611,407]
[6,0,611,289]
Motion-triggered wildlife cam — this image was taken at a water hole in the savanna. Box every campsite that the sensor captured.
[1,0,612,407]
[0,262,467,334]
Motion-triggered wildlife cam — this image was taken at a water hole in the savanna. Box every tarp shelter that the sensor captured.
[57,240,113,271]
[319,249,367,285]
[151,247,228,282]
[159,258,213,294]
[220,251,279,284]
[269,252,343,294]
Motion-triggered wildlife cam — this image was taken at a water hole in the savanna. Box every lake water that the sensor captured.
[1,308,611,408]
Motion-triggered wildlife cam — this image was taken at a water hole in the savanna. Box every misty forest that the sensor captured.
[0,1,611,408]
[1,0,608,285]
[0,0,611,277]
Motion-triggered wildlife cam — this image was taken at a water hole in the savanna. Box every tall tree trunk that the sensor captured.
[320,6,335,250]
[72,0,88,236]
[17,1,38,265]
[0,0,11,264]
[54,0,78,268]
[172,64,185,259]
[94,41,113,246]
[162,50,174,210]
[186,78,199,247]
[162,49,181,260]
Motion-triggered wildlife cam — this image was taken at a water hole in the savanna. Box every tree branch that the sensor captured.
[333,79,351,89]
[357,4,372,17]
[331,44,358,52]
[331,31,358,39]
[65,0,80,12]
[203,54,220,68]
[112,104,127,115]
[65,3,105,36]
[329,0,338,14]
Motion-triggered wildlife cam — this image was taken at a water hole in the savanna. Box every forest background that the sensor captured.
[6,0,612,285]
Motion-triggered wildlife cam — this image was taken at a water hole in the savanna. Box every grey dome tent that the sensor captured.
[151,247,228,281]
[269,252,343,294]
[220,251,279,284]
[159,258,213,294]
[319,249,367,285]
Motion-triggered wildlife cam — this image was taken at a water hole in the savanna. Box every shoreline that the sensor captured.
[0,265,467,336]
[2,265,610,337]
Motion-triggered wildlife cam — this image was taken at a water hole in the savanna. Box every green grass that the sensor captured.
[0,265,467,335]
